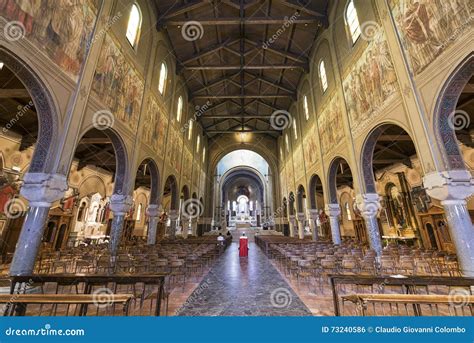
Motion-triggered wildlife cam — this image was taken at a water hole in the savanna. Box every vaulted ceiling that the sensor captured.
[153,0,329,139]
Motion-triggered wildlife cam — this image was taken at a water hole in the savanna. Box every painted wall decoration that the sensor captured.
[318,94,345,154]
[303,126,318,168]
[183,148,192,181]
[0,0,99,80]
[92,34,144,132]
[342,30,398,133]
[199,169,206,195]
[293,146,305,181]
[285,159,294,191]
[142,95,169,159]
[389,0,472,75]
[167,128,182,173]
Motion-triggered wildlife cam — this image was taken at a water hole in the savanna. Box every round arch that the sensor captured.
[308,174,324,209]
[163,175,179,210]
[136,158,161,205]
[296,184,306,213]
[0,47,59,173]
[327,156,353,204]
[288,192,296,215]
[433,52,474,170]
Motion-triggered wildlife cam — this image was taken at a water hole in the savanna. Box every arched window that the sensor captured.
[196,135,200,152]
[188,119,193,140]
[158,62,167,95]
[345,0,361,45]
[293,118,298,140]
[136,203,142,221]
[176,96,183,122]
[319,60,328,92]
[303,95,310,120]
[202,147,206,163]
[126,3,142,48]
[345,202,352,221]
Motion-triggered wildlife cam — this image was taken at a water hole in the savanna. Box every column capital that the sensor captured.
[325,203,341,217]
[20,173,68,207]
[109,194,133,215]
[296,212,306,221]
[169,209,179,220]
[355,193,381,218]
[308,209,319,220]
[146,204,161,217]
[423,170,474,201]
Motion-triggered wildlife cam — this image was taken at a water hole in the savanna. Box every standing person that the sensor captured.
[217,233,225,253]
[239,233,248,257]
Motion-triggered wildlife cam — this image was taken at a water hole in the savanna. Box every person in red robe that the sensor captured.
[239,233,248,257]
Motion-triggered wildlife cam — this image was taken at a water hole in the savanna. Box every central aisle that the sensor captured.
[177,242,312,316]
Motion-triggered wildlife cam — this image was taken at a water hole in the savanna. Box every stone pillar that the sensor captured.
[181,218,190,239]
[296,213,305,239]
[109,194,133,257]
[191,218,198,236]
[325,204,342,245]
[308,209,319,241]
[168,209,179,239]
[356,193,383,256]
[424,171,474,276]
[288,215,296,237]
[10,173,68,275]
[146,204,160,245]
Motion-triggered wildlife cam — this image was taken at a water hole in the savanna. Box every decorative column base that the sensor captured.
[308,209,319,241]
[325,204,341,245]
[424,170,474,276]
[10,173,67,276]
[109,194,133,258]
[355,193,382,256]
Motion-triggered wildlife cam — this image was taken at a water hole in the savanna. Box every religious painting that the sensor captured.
[342,30,398,133]
[199,169,206,194]
[389,0,472,75]
[293,146,305,181]
[0,0,99,80]
[303,126,318,168]
[92,34,144,132]
[142,95,159,151]
[182,148,192,181]
[279,169,287,194]
[156,110,169,159]
[167,128,183,173]
[317,94,344,154]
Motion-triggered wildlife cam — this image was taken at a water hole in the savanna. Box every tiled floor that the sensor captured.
[177,242,312,316]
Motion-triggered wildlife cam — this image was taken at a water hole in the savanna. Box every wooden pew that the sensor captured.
[0,293,134,316]
[9,274,168,316]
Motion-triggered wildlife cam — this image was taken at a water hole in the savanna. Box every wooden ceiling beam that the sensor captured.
[164,17,321,26]
[377,134,413,142]
[193,94,292,99]
[0,89,30,98]
[245,39,309,65]
[183,64,306,71]
[243,71,296,94]
[191,72,240,93]
[158,0,211,20]
[180,38,237,65]
[206,129,279,133]
[274,0,327,19]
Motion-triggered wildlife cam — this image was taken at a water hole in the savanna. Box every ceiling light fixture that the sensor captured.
[0,62,4,70]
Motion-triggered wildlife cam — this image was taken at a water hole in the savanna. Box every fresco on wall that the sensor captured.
[199,169,206,195]
[0,0,99,80]
[167,128,182,173]
[342,31,398,133]
[318,94,345,154]
[389,0,472,75]
[142,95,169,159]
[183,148,192,181]
[285,160,294,191]
[92,34,144,131]
[293,146,305,181]
[303,126,318,168]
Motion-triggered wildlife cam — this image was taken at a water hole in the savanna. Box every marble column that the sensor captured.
[424,171,474,276]
[168,209,179,239]
[146,204,160,245]
[296,213,305,239]
[191,218,198,236]
[288,215,296,237]
[356,193,383,256]
[325,204,342,245]
[181,218,190,239]
[308,209,319,241]
[10,173,68,276]
[109,194,133,258]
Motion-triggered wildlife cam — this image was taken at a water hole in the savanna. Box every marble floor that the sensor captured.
[177,242,312,316]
